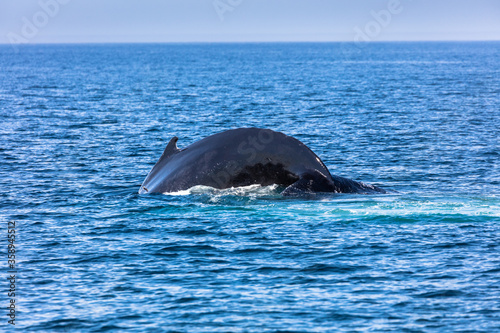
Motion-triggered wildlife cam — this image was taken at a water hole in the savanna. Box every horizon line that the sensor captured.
[1,39,500,46]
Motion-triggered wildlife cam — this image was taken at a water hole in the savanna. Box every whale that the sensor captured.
[139,128,386,195]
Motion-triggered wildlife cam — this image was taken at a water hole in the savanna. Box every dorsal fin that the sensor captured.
[161,136,180,159]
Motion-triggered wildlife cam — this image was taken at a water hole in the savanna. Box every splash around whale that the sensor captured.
[139,128,386,196]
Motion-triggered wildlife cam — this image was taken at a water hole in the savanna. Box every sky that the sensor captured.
[1,0,499,44]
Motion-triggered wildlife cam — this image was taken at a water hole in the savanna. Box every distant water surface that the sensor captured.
[1,42,500,332]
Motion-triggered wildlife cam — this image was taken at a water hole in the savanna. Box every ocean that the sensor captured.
[1,42,499,332]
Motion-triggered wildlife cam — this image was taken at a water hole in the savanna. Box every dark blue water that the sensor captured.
[2,42,500,332]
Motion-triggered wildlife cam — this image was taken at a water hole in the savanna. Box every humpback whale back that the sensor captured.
[139,128,386,195]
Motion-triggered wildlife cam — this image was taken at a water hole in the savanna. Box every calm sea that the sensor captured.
[1,42,500,332]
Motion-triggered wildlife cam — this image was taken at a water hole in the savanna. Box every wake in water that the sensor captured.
[163,184,500,220]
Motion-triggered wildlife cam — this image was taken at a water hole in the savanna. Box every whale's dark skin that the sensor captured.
[139,128,386,195]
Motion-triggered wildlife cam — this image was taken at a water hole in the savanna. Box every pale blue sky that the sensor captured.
[1,0,499,44]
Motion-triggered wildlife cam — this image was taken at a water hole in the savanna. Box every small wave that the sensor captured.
[415,290,465,298]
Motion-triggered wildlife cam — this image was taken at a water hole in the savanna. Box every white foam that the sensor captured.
[164,184,281,197]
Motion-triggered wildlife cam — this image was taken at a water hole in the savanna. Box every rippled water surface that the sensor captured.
[1,42,500,332]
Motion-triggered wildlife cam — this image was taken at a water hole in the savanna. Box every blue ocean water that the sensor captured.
[1,42,500,332]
